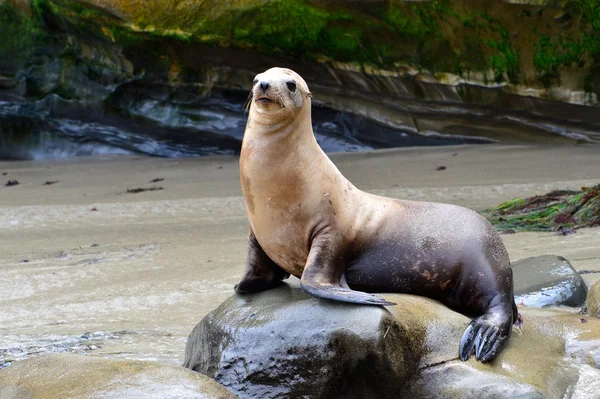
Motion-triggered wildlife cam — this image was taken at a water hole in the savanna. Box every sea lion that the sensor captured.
[235,67,519,362]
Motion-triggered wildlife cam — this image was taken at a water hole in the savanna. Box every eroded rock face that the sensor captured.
[512,255,588,308]
[3,1,600,161]
[184,281,600,399]
[0,354,235,399]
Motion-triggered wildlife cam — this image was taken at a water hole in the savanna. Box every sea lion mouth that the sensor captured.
[256,97,276,104]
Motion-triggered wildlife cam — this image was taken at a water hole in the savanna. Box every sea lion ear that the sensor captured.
[307,91,312,98]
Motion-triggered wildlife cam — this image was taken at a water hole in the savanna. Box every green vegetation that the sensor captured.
[483,185,600,232]
[194,0,391,65]
[484,26,520,83]
[533,31,600,81]
[2,0,600,92]
[561,0,600,30]
[0,1,47,66]
[532,1,600,83]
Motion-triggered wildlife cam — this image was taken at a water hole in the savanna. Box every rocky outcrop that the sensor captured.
[184,284,421,398]
[0,353,236,399]
[2,0,600,159]
[184,280,600,399]
[512,255,588,308]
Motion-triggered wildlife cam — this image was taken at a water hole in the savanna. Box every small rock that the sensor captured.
[587,280,600,318]
[436,165,447,171]
[5,180,19,187]
[43,180,59,185]
[399,362,545,398]
[558,226,576,236]
[501,229,516,235]
[512,255,587,308]
[149,178,164,183]
[126,186,164,194]
[91,207,98,212]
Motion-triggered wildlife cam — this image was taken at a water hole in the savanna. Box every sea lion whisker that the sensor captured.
[244,91,253,114]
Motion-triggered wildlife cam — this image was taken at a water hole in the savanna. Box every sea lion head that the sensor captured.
[247,67,312,123]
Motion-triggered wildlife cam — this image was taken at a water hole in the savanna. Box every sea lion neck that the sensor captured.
[243,103,317,155]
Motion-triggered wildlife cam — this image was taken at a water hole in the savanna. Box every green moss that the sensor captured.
[481,18,520,83]
[533,30,600,82]
[193,0,394,65]
[559,0,600,30]
[7,0,599,93]
[383,1,457,40]
[0,2,48,66]
[227,1,330,55]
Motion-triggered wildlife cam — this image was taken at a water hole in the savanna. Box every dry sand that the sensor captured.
[1,144,599,365]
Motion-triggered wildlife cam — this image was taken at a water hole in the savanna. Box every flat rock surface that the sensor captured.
[0,353,235,399]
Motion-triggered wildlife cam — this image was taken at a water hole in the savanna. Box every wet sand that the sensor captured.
[1,144,599,366]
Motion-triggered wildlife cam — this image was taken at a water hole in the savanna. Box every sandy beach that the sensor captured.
[1,144,600,366]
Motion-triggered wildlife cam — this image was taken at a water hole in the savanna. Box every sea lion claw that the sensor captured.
[459,323,477,361]
[461,316,510,363]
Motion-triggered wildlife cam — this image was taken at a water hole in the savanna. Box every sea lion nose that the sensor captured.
[260,81,270,92]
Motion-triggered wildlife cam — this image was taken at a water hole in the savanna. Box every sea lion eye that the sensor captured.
[286,81,297,92]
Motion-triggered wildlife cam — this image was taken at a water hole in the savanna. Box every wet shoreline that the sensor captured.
[1,145,599,368]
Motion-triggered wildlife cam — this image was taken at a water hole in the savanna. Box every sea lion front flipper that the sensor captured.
[302,283,396,306]
[235,230,290,294]
[300,233,396,306]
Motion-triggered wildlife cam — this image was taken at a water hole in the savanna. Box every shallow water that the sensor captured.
[1,147,599,369]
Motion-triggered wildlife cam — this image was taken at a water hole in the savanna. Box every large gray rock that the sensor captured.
[184,281,600,398]
[512,255,587,308]
[183,283,419,398]
[0,353,235,399]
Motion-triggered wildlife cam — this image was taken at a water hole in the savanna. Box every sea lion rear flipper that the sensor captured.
[235,230,290,294]
[300,235,395,306]
[459,312,512,363]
